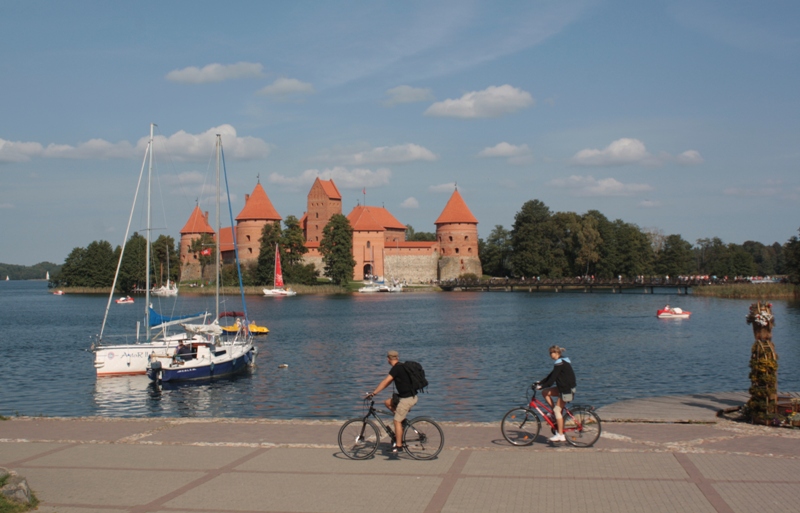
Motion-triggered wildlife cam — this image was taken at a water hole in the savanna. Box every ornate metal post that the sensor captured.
[744,302,777,424]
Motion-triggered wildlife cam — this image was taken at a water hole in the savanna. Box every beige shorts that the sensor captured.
[394,395,418,422]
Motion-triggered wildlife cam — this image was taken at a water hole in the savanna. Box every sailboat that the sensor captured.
[92,124,210,377]
[263,244,297,296]
[152,241,178,297]
[146,134,256,382]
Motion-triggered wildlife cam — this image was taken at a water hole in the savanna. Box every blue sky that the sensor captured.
[1,0,798,266]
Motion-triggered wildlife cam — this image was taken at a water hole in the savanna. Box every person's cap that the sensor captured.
[387,350,399,358]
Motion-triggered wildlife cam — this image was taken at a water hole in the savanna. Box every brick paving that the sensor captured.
[1,393,800,513]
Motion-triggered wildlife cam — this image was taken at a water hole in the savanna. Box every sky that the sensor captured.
[1,0,799,266]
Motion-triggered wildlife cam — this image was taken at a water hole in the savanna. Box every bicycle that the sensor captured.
[338,398,444,460]
[501,384,602,447]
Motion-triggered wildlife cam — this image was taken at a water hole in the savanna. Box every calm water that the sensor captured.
[1,281,798,422]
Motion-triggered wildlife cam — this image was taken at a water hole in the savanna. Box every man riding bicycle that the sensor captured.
[366,350,418,453]
[536,345,576,443]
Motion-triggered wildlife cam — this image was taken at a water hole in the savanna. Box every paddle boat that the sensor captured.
[657,305,691,319]
[115,295,134,304]
[53,290,65,295]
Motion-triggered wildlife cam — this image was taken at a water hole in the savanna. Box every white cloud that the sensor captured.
[400,197,419,208]
[342,143,437,165]
[549,175,654,197]
[384,85,434,106]
[165,62,264,84]
[638,200,662,208]
[676,150,704,165]
[0,139,44,162]
[137,125,270,161]
[478,142,533,165]
[269,166,391,190]
[424,85,534,118]
[42,139,135,159]
[257,77,315,96]
[571,138,704,167]
[429,182,457,193]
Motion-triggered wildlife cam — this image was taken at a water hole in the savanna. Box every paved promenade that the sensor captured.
[2,393,800,513]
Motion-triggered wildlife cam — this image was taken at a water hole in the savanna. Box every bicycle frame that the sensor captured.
[359,400,404,439]
[528,391,580,433]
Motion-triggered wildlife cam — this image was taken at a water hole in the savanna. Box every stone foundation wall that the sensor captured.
[303,254,325,277]
[384,254,439,283]
[438,256,482,281]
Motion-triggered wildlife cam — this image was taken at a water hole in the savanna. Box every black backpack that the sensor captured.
[402,361,428,394]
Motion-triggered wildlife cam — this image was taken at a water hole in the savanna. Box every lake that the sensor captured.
[1,280,798,422]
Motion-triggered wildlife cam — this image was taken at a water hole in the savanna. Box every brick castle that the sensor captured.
[179,178,481,283]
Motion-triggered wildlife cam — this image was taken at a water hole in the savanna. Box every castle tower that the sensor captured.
[303,178,342,243]
[235,181,282,263]
[347,205,406,281]
[179,205,215,281]
[434,188,482,280]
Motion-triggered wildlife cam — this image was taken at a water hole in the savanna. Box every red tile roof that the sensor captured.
[236,183,281,221]
[219,227,235,252]
[347,205,406,231]
[434,189,478,225]
[180,206,215,235]
[318,178,341,200]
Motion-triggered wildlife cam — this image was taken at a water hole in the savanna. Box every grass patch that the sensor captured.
[0,475,38,513]
[693,283,799,299]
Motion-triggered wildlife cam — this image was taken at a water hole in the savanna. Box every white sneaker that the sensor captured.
[549,433,566,443]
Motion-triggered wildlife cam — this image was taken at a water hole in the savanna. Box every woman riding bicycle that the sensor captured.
[535,345,576,443]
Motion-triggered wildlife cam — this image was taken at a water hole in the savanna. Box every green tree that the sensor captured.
[655,234,694,277]
[118,233,147,293]
[405,224,436,241]
[480,225,512,277]
[785,229,800,283]
[189,233,216,281]
[585,211,618,279]
[509,199,554,278]
[320,214,356,286]
[280,215,308,268]
[575,215,602,277]
[56,246,88,287]
[83,240,117,288]
[255,221,282,285]
[152,235,179,285]
[615,221,654,277]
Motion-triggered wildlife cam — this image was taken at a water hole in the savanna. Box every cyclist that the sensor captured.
[535,345,576,443]
[365,350,418,453]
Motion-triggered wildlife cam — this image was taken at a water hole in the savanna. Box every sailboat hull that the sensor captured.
[147,347,256,382]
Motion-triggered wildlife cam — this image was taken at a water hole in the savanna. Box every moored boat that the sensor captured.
[115,296,134,304]
[657,305,691,319]
[263,244,297,296]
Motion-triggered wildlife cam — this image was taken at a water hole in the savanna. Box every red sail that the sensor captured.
[274,244,284,288]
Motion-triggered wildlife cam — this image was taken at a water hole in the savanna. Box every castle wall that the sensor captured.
[235,219,267,264]
[179,233,203,281]
[352,230,384,280]
[438,255,482,280]
[384,252,439,283]
[306,183,341,243]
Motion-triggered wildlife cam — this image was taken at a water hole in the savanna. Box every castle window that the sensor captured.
[464,235,468,241]
[367,241,371,248]
[449,236,453,242]
[455,248,460,254]
[315,212,319,219]
[248,248,253,254]
[246,235,251,242]
[468,247,472,253]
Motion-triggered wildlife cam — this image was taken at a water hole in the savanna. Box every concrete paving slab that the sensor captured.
[235,447,458,475]
[462,451,689,479]
[24,443,258,470]
[163,472,442,513]
[442,477,717,513]
[688,453,800,481]
[19,467,206,507]
[700,435,800,457]
[141,419,342,446]
[0,417,169,442]
[597,392,748,423]
[603,423,720,443]
[714,483,800,513]
[0,442,68,465]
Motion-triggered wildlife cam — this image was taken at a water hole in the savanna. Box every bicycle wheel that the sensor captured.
[338,418,381,459]
[564,408,601,448]
[501,407,540,446]
[403,417,444,460]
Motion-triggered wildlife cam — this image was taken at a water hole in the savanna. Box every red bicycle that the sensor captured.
[501,385,601,447]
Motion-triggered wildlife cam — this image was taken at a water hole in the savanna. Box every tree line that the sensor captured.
[50,214,359,292]
[479,199,800,283]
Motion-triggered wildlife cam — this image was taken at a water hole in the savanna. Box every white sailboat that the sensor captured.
[263,244,297,296]
[147,134,256,382]
[92,124,209,377]
[152,243,178,297]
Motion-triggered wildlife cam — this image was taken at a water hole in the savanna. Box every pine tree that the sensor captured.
[255,221,282,285]
[320,214,356,286]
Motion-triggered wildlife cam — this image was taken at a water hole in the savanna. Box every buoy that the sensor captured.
[278,364,288,369]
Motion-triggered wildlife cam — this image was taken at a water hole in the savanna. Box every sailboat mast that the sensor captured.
[274,243,278,287]
[215,134,221,321]
[145,123,155,341]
